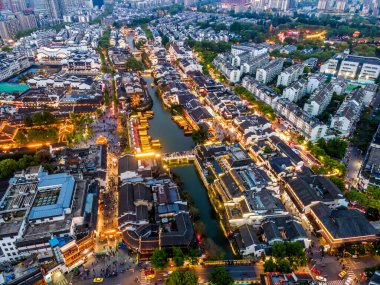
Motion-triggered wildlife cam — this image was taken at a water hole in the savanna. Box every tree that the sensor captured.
[166,270,199,285]
[151,249,167,269]
[183,270,198,285]
[329,176,345,191]
[191,127,208,144]
[297,135,305,145]
[1,46,12,52]
[172,247,185,267]
[125,57,145,71]
[264,257,277,272]
[277,258,292,273]
[325,138,348,159]
[186,247,200,265]
[104,88,110,106]
[0,159,17,178]
[210,267,234,285]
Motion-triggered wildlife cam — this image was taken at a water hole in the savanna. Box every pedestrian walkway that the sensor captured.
[346,270,356,280]
[327,280,344,285]
[139,271,150,285]
[52,275,69,285]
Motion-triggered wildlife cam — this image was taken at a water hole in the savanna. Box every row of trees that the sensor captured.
[306,139,347,176]
[166,266,235,285]
[0,151,51,178]
[151,247,200,269]
[185,39,231,66]
[234,86,277,121]
[346,186,380,213]
[98,29,111,49]
[15,128,58,144]
[24,111,58,127]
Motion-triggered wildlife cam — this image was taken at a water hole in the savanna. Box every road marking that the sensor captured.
[327,280,344,285]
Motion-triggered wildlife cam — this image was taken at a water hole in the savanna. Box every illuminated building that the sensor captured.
[0,166,98,264]
[309,202,378,248]
[320,53,380,84]
[118,154,195,258]
[273,98,328,141]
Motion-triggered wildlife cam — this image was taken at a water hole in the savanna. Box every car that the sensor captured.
[345,277,353,285]
[339,271,347,279]
[93,278,104,283]
[316,276,327,282]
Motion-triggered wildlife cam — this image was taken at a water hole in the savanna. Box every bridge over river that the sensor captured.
[161,150,195,165]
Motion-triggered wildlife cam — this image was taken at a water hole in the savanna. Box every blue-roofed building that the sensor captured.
[29,173,75,221]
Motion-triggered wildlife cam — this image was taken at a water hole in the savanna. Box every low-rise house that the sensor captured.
[283,175,348,214]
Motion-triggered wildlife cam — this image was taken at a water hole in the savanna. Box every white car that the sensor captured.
[316,276,327,282]
[345,277,353,285]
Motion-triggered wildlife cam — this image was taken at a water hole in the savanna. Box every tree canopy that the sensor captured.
[151,249,167,269]
[172,247,185,267]
[263,242,307,273]
[210,267,234,285]
[166,270,198,285]
[125,57,145,71]
[24,111,58,127]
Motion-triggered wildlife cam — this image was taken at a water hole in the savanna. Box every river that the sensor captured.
[142,75,234,259]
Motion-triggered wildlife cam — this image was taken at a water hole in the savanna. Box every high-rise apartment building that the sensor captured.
[62,0,93,13]
[9,0,26,11]
[15,10,37,29]
[0,17,20,39]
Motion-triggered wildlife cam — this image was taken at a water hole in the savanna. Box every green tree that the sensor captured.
[104,88,110,106]
[186,247,200,265]
[329,176,345,191]
[191,127,208,144]
[0,159,18,178]
[17,155,38,170]
[297,135,305,145]
[151,249,167,269]
[1,46,12,52]
[324,138,348,159]
[277,258,292,273]
[125,57,145,71]
[172,247,185,267]
[210,267,234,285]
[14,131,28,144]
[166,270,198,285]
[264,257,277,272]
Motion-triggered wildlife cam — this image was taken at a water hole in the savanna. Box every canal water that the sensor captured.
[143,75,234,259]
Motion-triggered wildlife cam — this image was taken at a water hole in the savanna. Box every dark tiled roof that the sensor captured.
[311,203,378,239]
